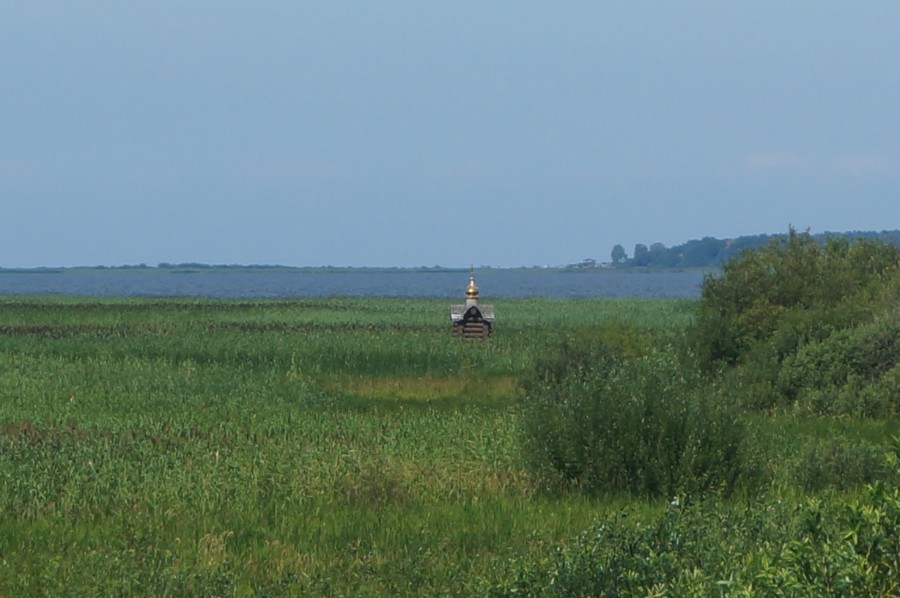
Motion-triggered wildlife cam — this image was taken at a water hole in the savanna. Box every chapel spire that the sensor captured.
[450,268,494,339]
[465,268,479,306]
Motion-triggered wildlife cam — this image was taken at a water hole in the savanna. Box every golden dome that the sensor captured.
[466,274,479,299]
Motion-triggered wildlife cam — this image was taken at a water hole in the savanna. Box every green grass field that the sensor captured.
[0,296,896,595]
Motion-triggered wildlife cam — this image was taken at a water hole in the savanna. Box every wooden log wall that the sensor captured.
[453,322,492,339]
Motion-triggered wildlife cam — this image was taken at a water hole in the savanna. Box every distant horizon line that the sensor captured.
[5,228,896,272]
[0,263,588,272]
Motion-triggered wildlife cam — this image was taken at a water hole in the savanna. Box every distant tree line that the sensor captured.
[610,230,900,268]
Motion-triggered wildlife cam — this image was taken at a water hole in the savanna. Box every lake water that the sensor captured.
[0,269,708,299]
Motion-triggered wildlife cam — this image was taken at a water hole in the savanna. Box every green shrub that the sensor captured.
[692,230,900,373]
[690,230,900,416]
[493,465,900,596]
[793,437,887,491]
[518,338,746,498]
[777,318,900,416]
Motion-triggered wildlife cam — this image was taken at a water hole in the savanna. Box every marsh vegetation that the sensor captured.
[1,232,899,595]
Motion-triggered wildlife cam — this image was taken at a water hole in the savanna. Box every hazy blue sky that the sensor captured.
[3,2,899,267]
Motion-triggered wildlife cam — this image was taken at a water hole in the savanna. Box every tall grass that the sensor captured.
[1,296,685,595]
[0,295,895,595]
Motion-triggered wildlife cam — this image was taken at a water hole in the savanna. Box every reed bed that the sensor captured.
[1,296,893,595]
[1,296,682,595]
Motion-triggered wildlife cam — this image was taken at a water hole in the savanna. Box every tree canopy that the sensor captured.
[610,230,900,269]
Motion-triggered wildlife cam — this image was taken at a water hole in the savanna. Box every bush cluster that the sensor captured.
[493,472,900,596]
[518,326,746,498]
[517,230,900,501]
[509,233,900,594]
[693,229,900,415]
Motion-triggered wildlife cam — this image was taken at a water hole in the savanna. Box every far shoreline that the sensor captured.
[0,264,716,275]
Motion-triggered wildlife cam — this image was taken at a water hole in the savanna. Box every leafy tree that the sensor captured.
[611,244,627,264]
[611,230,900,270]
[632,243,650,266]
[648,242,679,267]
[681,236,726,267]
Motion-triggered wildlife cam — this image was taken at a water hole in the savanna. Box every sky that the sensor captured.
[3,2,900,268]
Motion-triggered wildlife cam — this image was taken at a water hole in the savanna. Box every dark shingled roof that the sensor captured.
[450,304,494,322]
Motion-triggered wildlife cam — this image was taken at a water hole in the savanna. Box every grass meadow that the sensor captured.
[0,296,896,595]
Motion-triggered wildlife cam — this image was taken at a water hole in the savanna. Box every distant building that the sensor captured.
[450,272,494,339]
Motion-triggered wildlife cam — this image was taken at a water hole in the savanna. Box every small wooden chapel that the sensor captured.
[449,272,494,339]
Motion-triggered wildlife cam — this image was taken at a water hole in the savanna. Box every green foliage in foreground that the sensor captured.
[493,472,900,596]
[508,232,900,595]
[0,296,688,595]
[0,294,898,595]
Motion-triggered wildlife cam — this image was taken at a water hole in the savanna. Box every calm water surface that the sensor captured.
[0,269,708,299]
